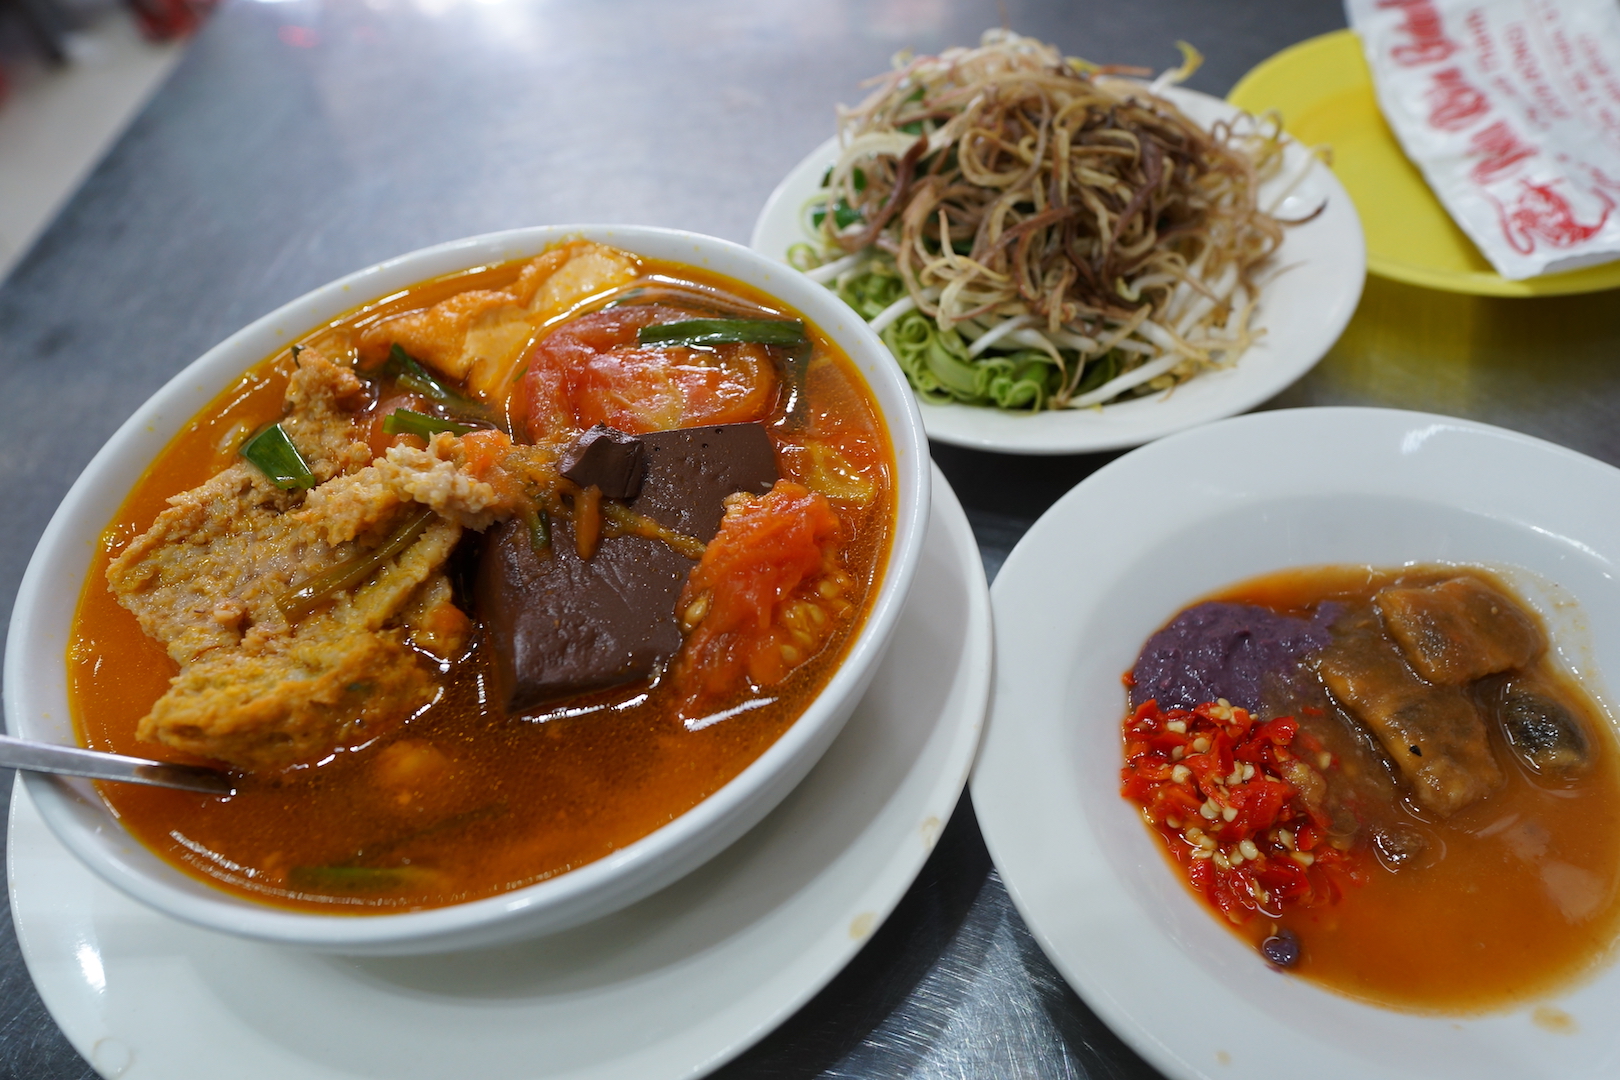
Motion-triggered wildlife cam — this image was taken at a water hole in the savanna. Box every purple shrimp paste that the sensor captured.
[1129,601,1341,713]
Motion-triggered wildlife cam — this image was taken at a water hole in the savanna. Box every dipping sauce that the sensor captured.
[1121,565,1620,1012]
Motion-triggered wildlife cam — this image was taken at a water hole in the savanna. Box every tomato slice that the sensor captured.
[672,481,846,717]
[523,305,778,439]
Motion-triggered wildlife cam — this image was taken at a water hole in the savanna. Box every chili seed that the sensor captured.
[1191,736,1210,753]
[1166,720,1187,734]
[1221,805,1238,822]
[1239,839,1260,861]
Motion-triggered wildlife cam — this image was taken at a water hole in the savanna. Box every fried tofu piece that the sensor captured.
[108,352,374,665]
[1375,576,1544,685]
[358,241,638,399]
[1317,608,1502,816]
[136,518,463,770]
[109,352,495,770]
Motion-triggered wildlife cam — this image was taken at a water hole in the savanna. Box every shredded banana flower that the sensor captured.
[791,30,1298,411]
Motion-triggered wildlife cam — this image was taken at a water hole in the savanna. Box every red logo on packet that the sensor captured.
[1378,0,1460,66]
[1469,120,1539,184]
[1425,67,1490,131]
[1491,180,1615,254]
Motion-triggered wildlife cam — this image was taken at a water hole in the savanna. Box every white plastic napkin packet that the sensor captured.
[1345,0,1620,280]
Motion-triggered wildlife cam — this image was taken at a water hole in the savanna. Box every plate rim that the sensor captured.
[1226,28,1620,299]
[7,462,992,1080]
[749,87,1367,455]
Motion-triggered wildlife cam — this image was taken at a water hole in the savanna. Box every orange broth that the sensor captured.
[68,254,894,912]
[1137,566,1620,1012]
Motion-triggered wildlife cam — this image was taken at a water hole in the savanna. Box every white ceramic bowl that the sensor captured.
[3,225,930,955]
[975,407,1620,1080]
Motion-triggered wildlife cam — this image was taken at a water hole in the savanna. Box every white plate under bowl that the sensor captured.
[9,465,989,1080]
[750,86,1366,455]
[972,407,1620,1080]
[3,224,931,954]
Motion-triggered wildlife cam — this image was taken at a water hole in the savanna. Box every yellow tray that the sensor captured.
[1228,29,1620,297]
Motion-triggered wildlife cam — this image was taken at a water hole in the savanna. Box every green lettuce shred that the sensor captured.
[832,265,1063,411]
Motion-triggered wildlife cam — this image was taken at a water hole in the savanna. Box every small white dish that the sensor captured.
[972,407,1620,1080]
[2,224,931,954]
[750,87,1367,455]
[9,465,990,1080]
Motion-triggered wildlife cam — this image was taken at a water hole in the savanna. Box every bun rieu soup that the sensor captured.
[70,240,895,911]
[1122,566,1620,1012]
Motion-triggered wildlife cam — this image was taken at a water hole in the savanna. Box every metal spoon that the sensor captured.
[0,735,235,795]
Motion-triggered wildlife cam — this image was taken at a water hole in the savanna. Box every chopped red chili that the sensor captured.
[1121,698,1364,924]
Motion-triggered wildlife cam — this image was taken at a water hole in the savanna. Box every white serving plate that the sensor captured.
[751,87,1366,455]
[9,464,990,1080]
[2,224,931,954]
[973,407,1620,1079]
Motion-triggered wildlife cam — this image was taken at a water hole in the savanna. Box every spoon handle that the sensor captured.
[0,735,234,795]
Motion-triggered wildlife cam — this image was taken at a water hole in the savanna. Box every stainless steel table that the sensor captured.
[6,1,1617,1075]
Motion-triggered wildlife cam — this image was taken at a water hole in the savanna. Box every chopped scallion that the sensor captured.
[385,344,470,406]
[240,423,315,491]
[382,409,474,439]
[524,507,551,556]
[280,508,435,622]
[810,197,863,230]
[638,319,806,348]
[287,865,434,892]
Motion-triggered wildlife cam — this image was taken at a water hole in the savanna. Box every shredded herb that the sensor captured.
[280,508,435,623]
[524,507,551,556]
[382,409,474,439]
[240,423,315,490]
[638,319,806,348]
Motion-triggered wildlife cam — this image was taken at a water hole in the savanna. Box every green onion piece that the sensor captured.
[385,344,470,405]
[240,423,315,491]
[810,197,863,231]
[524,508,551,556]
[280,508,435,623]
[638,319,807,348]
[382,409,474,439]
[287,865,435,892]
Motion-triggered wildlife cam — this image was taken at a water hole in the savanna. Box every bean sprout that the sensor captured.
[802,29,1290,411]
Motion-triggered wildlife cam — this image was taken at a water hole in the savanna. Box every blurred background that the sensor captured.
[0,0,202,279]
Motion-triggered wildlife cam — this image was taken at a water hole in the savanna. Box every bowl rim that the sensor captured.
[3,224,930,949]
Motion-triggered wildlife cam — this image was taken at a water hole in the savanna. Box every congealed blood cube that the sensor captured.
[477,423,778,711]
